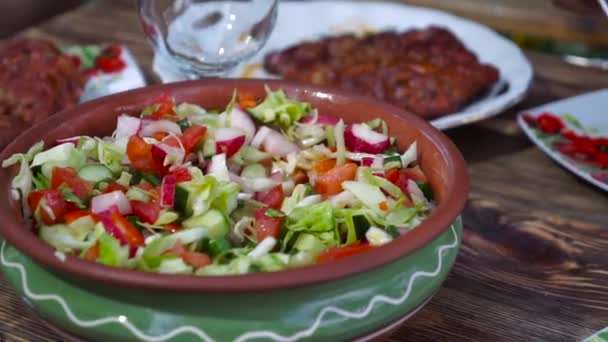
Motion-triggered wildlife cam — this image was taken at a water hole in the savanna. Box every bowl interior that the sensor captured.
[0,79,468,292]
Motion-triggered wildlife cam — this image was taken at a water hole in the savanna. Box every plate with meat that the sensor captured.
[0,38,146,149]
[156,1,532,130]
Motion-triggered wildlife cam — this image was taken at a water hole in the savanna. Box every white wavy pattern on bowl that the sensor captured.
[0,224,458,342]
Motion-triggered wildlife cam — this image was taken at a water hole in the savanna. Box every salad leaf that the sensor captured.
[280,184,311,214]
[97,232,131,267]
[2,141,44,210]
[334,120,346,166]
[284,201,339,250]
[95,138,125,174]
[211,181,240,215]
[39,223,94,252]
[157,257,193,274]
[31,143,87,179]
[248,86,311,129]
[58,184,87,209]
[360,168,405,200]
[341,181,387,212]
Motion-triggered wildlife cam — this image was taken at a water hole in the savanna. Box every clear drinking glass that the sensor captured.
[138,0,278,78]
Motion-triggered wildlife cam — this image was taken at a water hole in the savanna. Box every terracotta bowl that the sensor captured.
[0,79,468,342]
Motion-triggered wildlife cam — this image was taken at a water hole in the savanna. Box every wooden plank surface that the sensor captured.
[2,0,608,341]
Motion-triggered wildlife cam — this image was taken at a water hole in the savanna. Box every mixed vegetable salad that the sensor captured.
[2,87,434,275]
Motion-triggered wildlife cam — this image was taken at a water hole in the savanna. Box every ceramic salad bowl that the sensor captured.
[0,79,467,341]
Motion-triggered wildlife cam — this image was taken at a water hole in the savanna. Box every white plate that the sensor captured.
[154,0,533,130]
[517,89,608,192]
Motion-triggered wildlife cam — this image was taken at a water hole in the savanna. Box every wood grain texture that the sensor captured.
[1,0,607,341]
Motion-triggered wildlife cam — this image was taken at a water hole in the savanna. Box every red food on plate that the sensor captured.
[264,26,499,119]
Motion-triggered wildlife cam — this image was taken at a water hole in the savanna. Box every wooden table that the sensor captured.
[4,0,608,341]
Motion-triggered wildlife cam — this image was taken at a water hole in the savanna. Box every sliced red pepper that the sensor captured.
[180,125,207,154]
[149,93,177,120]
[27,190,67,225]
[170,167,192,183]
[317,241,373,263]
[51,166,94,200]
[130,199,160,224]
[253,207,284,241]
[64,210,100,224]
[103,182,128,194]
[127,135,157,174]
[254,185,284,210]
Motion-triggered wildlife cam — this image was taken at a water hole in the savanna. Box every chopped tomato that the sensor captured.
[149,93,176,120]
[165,240,212,268]
[379,201,389,211]
[110,211,145,248]
[27,190,67,225]
[163,135,182,148]
[237,91,257,109]
[314,158,337,174]
[314,163,358,196]
[163,223,182,233]
[84,241,100,261]
[293,167,309,184]
[181,251,212,268]
[152,131,169,141]
[103,182,127,194]
[95,56,126,73]
[180,125,207,154]
[170,167,192,183]
[386,168,414,208]
[127,135,157,173]
[253,207,284,241]
[254,185,284,210]
[317,241,373,263]
[51,167,94,200]
[165,240,188,255]
[64,210,100,224]
[401,165,427,182]
[385,168,400,184]
[130,200,160,224]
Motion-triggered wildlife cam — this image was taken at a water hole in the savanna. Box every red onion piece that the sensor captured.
[115,115,141,139]
[161,174,176,207]
[91,191,132,215]
[215,127,246,158]
[139,119,181,137]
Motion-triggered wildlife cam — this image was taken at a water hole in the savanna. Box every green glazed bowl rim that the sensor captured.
[0,79,468,292]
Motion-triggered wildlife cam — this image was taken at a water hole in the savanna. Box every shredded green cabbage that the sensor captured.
[248,86,311,130]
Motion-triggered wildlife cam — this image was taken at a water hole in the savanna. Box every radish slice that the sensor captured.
[344,124,390,154]
[262,128,299,157]
[139,119,181,137]
[161,174,176,207]
[152,143,185,168]
[99,208,128,245]
[114,115,141,139]
[300,114,339,126]
[251,126,271,148]
[207,153,230,181]
[91,191,132,215]
[215,127,246,158]
[229,106,256,143]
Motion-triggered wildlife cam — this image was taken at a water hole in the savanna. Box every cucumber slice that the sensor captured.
[352,215,371,239]
[177,119,190,132]
[383,155,402,170]
[208,238,232,257]
[174,185,191,215]
[143,173,161,186]
[78,164,114,183]
[182,209,229,239]
[416,181,434,200]
[241,163,267,179]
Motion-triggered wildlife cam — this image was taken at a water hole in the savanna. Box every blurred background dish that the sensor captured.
[154,1,533,131]
[518,89,608,192]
